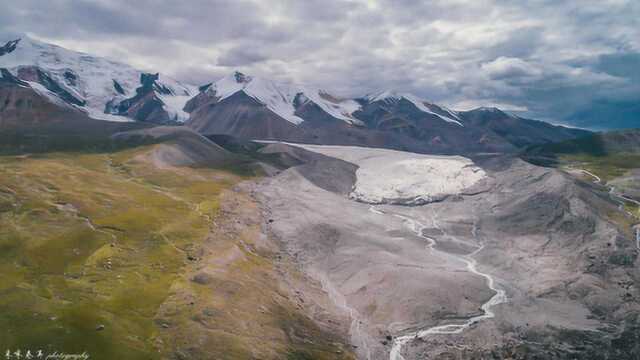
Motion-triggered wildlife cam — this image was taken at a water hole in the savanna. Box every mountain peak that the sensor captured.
[0,35,194,122]
[474,106,503,113]
[365,90,463,126]
[366,89,403,102]
[233,71,251,84]
[469,106,518,119]
[0,39,21,57]
[199,72,362,126]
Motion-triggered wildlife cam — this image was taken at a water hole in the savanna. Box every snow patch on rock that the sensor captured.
[367,90,464,126]
[157,92,192,122]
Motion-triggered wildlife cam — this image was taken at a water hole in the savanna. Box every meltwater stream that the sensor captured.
[577,169,640,250]
[368,206,507,360]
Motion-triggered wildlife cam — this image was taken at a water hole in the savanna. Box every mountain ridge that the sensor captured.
[0,35,195,123]
[0,36,592,154]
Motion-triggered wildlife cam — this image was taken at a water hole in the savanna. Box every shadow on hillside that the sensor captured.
[520,133,609,167]
[0,120,155,155]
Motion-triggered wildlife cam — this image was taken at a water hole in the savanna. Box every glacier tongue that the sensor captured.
[264,142,487,205]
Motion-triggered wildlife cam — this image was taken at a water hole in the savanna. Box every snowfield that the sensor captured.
[282,143,486,204]
[0,34,195,122]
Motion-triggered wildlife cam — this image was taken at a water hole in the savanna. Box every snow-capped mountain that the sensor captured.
[0,35,591,154]
[183,70,591,153]
[364,90,463,126]
[0,34,195,123]
[458,107,591,148]
[191,71,363,126]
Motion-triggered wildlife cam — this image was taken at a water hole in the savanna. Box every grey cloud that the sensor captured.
[595,53,640,83]
[481,57,542,80]
[487,26,544,59]
[217,47,268,66]
[1,0,638,129]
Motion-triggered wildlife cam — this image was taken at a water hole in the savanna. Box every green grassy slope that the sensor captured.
[0,147,241,359]
[0,134,355,360]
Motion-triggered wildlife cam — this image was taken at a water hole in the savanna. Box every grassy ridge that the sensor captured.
[558,153,640,182]
[540,139,640,222]
[555,153,640,224]
[523,129,640,174]
[522,129,640,221]
[0,130,157,155]
[0,147,242,359]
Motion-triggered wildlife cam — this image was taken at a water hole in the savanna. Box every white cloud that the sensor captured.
[481,57,542,79]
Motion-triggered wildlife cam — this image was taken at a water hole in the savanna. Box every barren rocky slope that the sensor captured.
[185,74,589,155]
[255,143,640,360]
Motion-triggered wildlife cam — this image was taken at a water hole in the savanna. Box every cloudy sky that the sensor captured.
[2,0,638,128]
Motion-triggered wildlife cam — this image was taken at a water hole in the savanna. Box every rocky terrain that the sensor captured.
[0,127,357,360]
[1,37,589,155]
[1,31,638,360]
[525,129,640,219]
[254,143,640,360]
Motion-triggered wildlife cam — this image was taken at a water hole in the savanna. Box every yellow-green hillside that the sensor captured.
[0,141,355,360]
[0,146,241,359]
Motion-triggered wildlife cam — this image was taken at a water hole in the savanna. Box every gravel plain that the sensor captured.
[257,143,640,360]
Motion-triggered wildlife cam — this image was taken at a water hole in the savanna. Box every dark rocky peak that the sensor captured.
[234,71,251,84]
[353,97,370,106]
[293,92,310,108]
[107,72,179,124]
[0,68,29,87]
[63,70,78,86]
[137,72,173,96]
[198,83,212,93]
[16,66,85,106]
[184,89,216,114]
[112,79,125,95]
[461,107,512,122]
[153,82,173,95]
[0,39,20,56]
[139,72,159,91]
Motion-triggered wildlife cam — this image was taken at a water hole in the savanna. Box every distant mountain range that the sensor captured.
[525,128,640,161]
[0,35,592,154]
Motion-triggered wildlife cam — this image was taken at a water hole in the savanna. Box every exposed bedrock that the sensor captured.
[0,38,20,56]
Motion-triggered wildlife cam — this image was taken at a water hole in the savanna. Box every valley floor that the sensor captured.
[257,144,640,360]
[0,145,354,360]
[2,140,639,360]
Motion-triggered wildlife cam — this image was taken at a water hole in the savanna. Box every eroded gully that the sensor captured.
[365,206,507,360]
